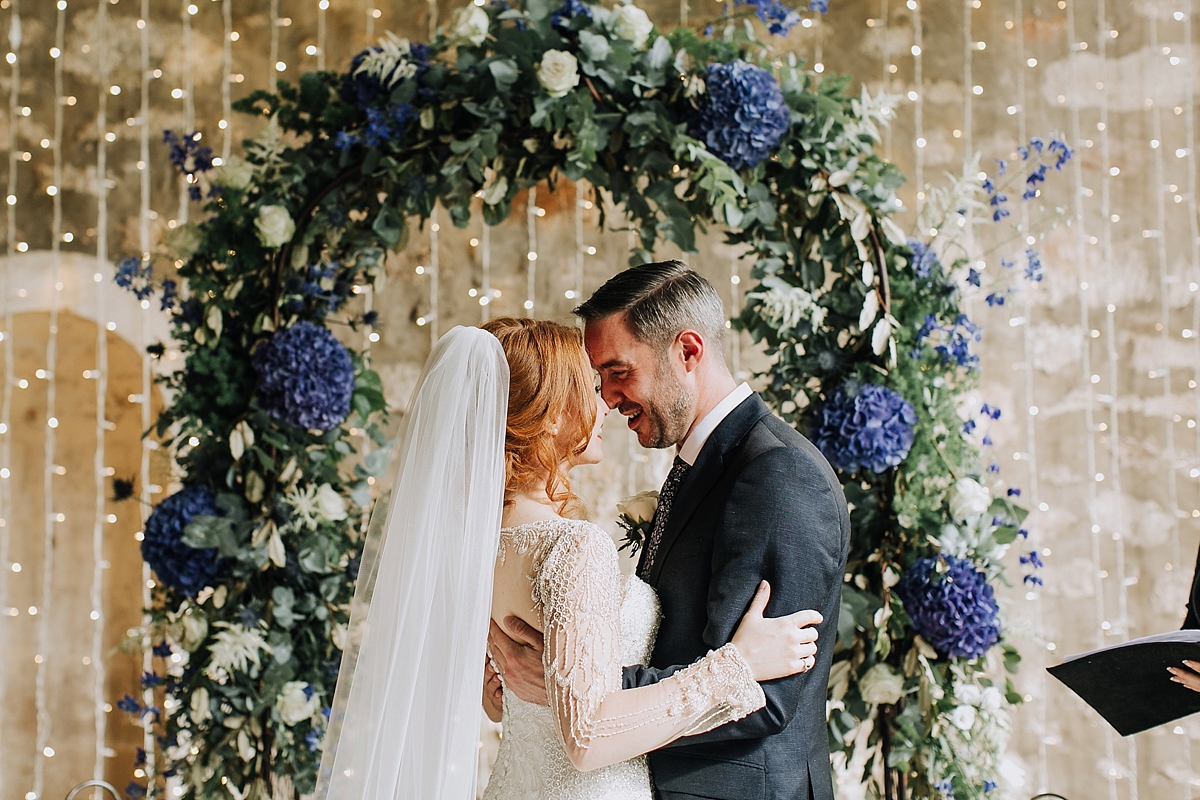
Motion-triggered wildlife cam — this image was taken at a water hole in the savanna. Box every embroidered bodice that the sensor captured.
[481,519,765,800]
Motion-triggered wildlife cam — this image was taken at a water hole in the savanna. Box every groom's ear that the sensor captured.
[677,330,705,372]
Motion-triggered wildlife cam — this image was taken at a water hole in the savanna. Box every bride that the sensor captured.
[315,321,821,799]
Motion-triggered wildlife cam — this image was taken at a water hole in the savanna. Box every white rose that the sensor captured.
[617,490,659,524]
[181,612,208,652]
[212,156,255,190]
[858,663,905,705]
[612,4,654,49]
[948,477,992,522]
[277,681,321,726]
[448,5,489,47]
[316,483,348,522]
[951,704,977,731]
[537,50,580,98]
[981,685,1003,711]
[190,686,211,724]
[254,205,295,249]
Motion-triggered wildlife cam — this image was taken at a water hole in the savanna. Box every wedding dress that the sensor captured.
[483,518,766,800]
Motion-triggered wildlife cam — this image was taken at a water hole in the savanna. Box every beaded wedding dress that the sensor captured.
[483,518,765,800]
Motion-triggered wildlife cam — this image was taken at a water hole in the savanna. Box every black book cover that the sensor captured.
[1047,630,1200,736]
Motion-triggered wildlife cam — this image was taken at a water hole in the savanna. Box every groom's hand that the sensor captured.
[489,616,549,706]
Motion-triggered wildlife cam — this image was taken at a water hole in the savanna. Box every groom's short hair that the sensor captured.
[574,260,727,357]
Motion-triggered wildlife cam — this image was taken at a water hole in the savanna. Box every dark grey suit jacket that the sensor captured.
[622,393,850,800]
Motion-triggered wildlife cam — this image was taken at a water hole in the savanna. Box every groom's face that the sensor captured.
[584,314,694,450]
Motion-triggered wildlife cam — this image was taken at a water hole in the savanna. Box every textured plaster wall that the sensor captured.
[3,0,1200,798]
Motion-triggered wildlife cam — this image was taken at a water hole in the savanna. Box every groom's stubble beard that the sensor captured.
[637,356,694,449]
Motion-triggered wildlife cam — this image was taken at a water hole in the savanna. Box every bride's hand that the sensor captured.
[730,581,822,682]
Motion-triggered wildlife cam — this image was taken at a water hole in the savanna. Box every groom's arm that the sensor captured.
[622,444,846,744]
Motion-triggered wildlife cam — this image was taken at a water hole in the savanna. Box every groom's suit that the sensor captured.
[622,391,850,800]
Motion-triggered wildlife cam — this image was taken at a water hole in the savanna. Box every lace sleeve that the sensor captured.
[536,522,765,773]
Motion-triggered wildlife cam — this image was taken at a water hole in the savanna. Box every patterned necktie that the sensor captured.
[639,456,691,579]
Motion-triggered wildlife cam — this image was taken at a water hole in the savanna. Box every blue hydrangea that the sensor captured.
[810,384,916,473]
[908,238,941,279]
[689,60,790,171]
[253,321,356,432]
[896,556,1001,660]
[141,484,224,598]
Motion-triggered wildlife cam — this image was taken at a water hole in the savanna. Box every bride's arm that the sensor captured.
[537,523,765,773]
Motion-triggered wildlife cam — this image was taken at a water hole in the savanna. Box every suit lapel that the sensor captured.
[647,394,771,585]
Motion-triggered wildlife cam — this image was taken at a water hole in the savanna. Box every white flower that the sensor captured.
[190,686,211,724]
[211,156,255,190]
[954,682,983,706]
[276,681,322,726]
[859,663,905,705]
[254,205,295,249]
[285,484,321,530]
[858,290,879,331]
[951,704,978,731]
[871,318,892,356]
[448,5,489,48]
[981,685,1003,711]
[353,32,419,88]
[180,611,208,652]
[617,490,659,524]
[746,275,826,333]
[316,483,348,522]
[481,167,509,206]
[205,622,271,679]
[612,3,653,49]
[949,477,992,522]
[237,729,257,762]
[537,50,580,98]
[332,623,348,651]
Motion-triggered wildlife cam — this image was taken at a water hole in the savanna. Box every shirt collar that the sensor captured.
[677,382,753,466]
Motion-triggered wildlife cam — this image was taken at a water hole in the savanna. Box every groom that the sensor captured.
[490,261,850,800]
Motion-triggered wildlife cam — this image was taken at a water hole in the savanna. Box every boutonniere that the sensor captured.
[616,490,659,556]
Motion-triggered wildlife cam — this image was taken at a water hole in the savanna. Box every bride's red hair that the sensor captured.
[482,317,596,514]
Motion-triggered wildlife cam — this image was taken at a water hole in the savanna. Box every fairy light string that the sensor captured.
[526,186,538,317]
[1061,0,1121,796]
[1008,0,1052,791]
[911,0,925,217]
[137,0,157,790]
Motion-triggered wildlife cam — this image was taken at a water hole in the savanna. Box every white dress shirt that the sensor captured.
[677,382,753,466]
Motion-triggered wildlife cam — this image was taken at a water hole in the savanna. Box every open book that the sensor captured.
[1047,630,1200,736]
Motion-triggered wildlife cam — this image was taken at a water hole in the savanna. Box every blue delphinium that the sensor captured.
[252,321,356,432]
[735,0,801,35]
[689,60,791,170]
[896,556,1001,660]
[1024,248,1043,282]
[808,0,829,11]
[908,237,941,279]
[551,0,593,30]
[163,130,214,201]
[810,384,917,474]
[160,279,178,312]
[141,484,224,598]
[115,256,154,301]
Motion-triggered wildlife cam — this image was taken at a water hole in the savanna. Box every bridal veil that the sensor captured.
[316,326,509,800]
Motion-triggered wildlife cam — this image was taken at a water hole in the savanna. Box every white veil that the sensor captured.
[316,326,509,800]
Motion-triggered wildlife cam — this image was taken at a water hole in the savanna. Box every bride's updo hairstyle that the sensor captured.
[482,317,597,513]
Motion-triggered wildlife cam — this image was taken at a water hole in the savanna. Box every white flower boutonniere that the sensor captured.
[616,490,658,555]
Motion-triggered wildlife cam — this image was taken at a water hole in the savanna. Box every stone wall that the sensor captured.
[2,0,1198,798]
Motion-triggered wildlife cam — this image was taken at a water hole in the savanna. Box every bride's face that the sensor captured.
[571,391,610,466]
